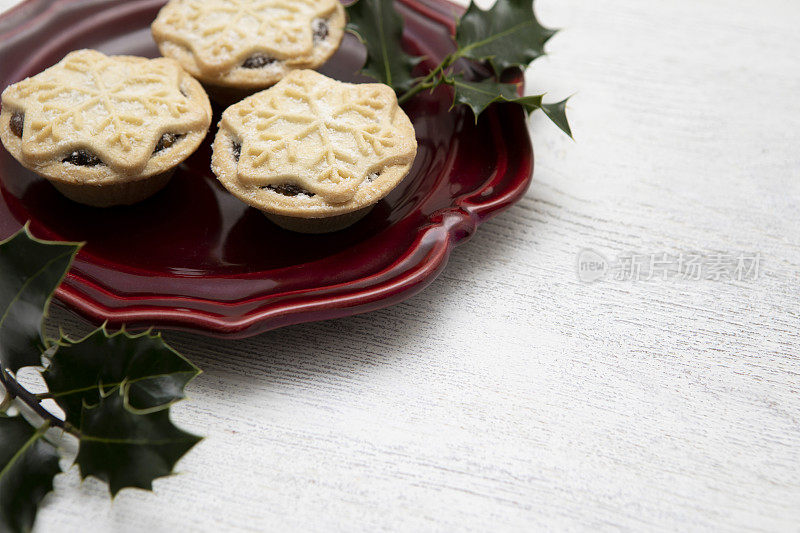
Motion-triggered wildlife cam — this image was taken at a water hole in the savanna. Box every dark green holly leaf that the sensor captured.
[448,75,572,136]
[455,0,556,76]
[76,389,201,496]
[0,415,61,533]
[0,226,81,372]
[346,0,423,93]
[450,75,523,117]
[540,97,573,138]
[43,328,200,427]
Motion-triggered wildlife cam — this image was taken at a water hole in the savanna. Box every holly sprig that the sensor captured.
[0,226,201,533]
[346,0,572,137]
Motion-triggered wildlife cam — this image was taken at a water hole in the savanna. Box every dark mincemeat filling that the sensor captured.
[45,131,180,168]
[63,149,103,167]
[229,140,313,197]
[154,133,183,154]
[312,19,329,43]
[263,174,378,197]
[61,133,181,167]
[10,111,24,138]
[264,184,315,197]
[61,134,179,167]
[241,19,328,69]
[242,54,277,69]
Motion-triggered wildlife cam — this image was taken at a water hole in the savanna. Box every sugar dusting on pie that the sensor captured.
[218,70,417,205]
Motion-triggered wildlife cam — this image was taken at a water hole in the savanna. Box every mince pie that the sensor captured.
[211,70,417,233]
[151,0,346,104]
[0,50,212,207]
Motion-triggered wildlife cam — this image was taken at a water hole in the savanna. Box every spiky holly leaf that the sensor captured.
[43,328,200,428]
[455,0,556,76]
[448,75,572,136]
[0,415,61,533]
[346,0,423,93]
[76,389,201,496]
[539,97,573,138]
[0,226,81,372]
[450,75,523,116]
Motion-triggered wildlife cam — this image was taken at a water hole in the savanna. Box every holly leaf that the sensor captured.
[448,75,572,136]
[456,0,556,76]
[540,97,573,139]
[0,226,81,372]
[450,75,523,116]
[0,415,61,533]
[43,328,201,427]
[346,0,423,93]
[76,389,201,496]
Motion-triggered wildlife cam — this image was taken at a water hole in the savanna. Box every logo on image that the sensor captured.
[576,249,609,282]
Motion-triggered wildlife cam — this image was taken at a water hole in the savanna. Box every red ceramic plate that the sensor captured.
[0,0,533,338]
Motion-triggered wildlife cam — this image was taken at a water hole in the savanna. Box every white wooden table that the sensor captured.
[4,0,800,531]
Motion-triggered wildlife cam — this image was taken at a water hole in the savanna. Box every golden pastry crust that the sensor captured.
[152,0,346,90]
[0,50,212,187]
[211,70,417,220]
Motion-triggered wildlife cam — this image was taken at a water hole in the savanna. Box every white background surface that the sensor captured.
[2,0,800,531]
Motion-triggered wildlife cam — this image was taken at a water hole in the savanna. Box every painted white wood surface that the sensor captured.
[3,0,800,531]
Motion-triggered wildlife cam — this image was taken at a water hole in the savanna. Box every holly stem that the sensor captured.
[0,367,78,436]
[398,80,437,105]
[398,54,459,105]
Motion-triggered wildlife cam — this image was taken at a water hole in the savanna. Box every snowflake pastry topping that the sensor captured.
[152,0,339,73]
[2,50,209,174]
[221,70,417,204]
